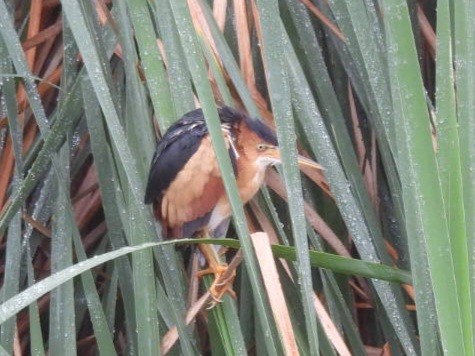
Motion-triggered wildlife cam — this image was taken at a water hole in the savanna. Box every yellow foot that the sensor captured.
[196,264,236,308]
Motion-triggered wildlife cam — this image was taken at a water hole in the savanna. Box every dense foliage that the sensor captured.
[0,0,472,355]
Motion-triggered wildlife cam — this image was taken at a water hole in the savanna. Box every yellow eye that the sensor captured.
[257,144,266,151]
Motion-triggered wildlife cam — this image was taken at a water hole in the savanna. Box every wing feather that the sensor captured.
[144,109,208,204]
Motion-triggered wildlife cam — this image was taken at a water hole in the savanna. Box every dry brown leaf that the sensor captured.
[25,0,43,67]
[299,0,346,42]
[251,232,299,356]
[348,83,378,212]
[0,138,14,209]
[416,4,435,58]
[22,213,51,238]
[233,0,256,90]
[402,283,415,301]
[314,295,352,356]
[22,19,62,51]
[212,0,227,32]
[188,0,219,61]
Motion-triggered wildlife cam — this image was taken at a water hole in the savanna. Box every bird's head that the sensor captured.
[222,107,322,171]
[252,143,322,170]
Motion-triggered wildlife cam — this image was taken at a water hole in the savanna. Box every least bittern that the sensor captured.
[144,106,321,303]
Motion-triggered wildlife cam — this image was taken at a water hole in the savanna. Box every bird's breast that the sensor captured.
[209,162,266,229]
[236,160,267,204]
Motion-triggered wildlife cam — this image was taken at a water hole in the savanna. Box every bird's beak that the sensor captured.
[267,147,324,170]
[297,155,324,170]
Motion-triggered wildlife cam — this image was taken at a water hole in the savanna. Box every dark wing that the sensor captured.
[144,109,207,204]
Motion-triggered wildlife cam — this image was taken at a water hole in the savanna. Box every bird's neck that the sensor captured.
[236,155,268,204]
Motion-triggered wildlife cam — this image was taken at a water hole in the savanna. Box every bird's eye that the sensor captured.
[257,144,266,151]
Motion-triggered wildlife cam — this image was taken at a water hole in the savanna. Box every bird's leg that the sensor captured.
[195,237,236,306]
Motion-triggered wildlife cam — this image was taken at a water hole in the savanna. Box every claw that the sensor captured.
[196,263,236,308]
[195,265,227,278]
[196,243,236,307]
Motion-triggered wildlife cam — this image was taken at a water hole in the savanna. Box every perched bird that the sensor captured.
[144,106,321,301]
